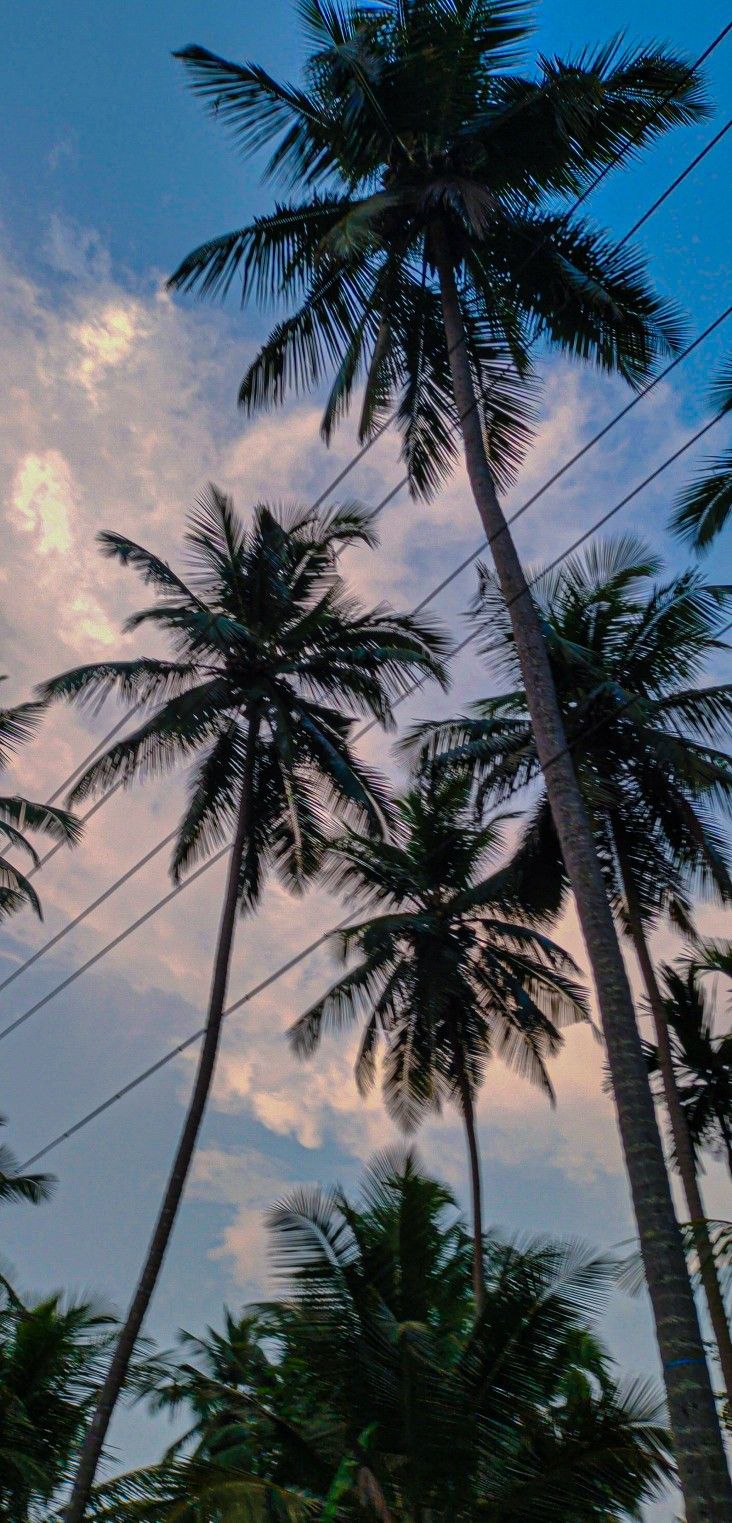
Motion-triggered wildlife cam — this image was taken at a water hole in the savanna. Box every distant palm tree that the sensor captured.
[0,1288,117,1523]
[290,771,588,1309]
[93,1150,673,1523]
[647,952,732,1176]
[671,360,732,550]
[42,488,447,1521]
[0,683,80,921]
[412,536,732,1409]
[168,9,724,1505]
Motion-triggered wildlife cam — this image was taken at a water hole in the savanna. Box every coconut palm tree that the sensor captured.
[290,771,588,1309]
[168,8,726,1507]
[42,488,448,1521]
[0,683,80,922]
[0,1116,54,1210]
[646,955,732,1177]
[0,1288,118,1523]
[671,360,732,551]
[411,535,732,1416]
[92,1150,673,1523]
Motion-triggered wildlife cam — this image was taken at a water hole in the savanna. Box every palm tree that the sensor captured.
[93,1150,673,1523]
[412,536,732,1415]
[647,954,732,1177]
[42,488,448,1521]
[671,360,732,550]
[290,771,588,1309]
[0,1287,118,1523]
[0,682,80,922]
[168,8,726,1507]
[0,1116,54,1210]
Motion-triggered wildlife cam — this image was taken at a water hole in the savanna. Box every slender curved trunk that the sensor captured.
[450,1035,485,1315]
[615,845,732,1410]
[65,713,259,1523]
[434,234,731,1520]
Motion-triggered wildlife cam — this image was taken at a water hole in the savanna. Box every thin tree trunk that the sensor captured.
[452,1046,485,1315]
[434,232,732,1521]
[65,713,259,1523]
[616,846,732,1410]
[717,1113,732,1180]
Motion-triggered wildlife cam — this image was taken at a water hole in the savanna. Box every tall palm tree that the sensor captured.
[671,360,732,550]
[290,771,588,1309]
[0,683,80,922]
[0,1287,118,1523]
[411,536,732,1417]
[167,8,727,1508]
[42,488,447,1521]
[647,953,732,1177]
[92,1150,673,1523]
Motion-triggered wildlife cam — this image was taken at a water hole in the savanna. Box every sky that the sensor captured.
[1,1,732,1512]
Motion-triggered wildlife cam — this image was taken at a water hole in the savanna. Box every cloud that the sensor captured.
[1,218,723,1286]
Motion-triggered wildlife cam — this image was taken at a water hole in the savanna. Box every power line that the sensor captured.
[5,279,730,1005]
[15,23,730,867]
[18,410,731,1168]
[10,22,732,1136]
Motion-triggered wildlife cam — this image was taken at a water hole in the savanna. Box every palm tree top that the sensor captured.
[169,0,707,496]
[42,490,448,908]
[411,536,732,926]
[291,769,588,1126]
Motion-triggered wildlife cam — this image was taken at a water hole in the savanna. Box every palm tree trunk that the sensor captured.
[717,1114,732,1180]
[65,712,259,1523]
[434,233,732,1520]
[451,1046,485,1315]
[616,847,732,1411]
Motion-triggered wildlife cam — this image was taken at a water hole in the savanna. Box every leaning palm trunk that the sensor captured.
[65,714,259,1523]
[435,243,731,1518]
[616,849,732,1411]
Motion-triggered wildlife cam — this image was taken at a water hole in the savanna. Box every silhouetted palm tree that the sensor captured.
[43,489,447,1521]
[0,1288,117,1523]
[291,771,587,1308]
[90,1150,673,1523]
[168,8,722,1505]
[0,1116,54,1209]
[0,683,80,921]
[412,535,732,1411]
[671,360,732,550]
[647,956,732,1177]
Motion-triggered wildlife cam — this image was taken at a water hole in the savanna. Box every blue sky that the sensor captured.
[1,1,732,1506]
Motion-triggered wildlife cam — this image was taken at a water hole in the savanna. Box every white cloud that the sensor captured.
[1,220,726,1285]
[11,450,74,554]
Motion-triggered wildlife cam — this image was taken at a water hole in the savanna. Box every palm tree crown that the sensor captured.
[293,771,587,1119]
[101,1151,672,1523]
[42,490,447,900]
[170,0,705,497]
[0,685,80,921]
[671,359,732,551]
[0,1289,117,1523]
[413,537,732,928]
[291,770,588,1304]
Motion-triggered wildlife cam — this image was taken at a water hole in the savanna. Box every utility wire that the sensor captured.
[18,417,732,1169]
[15,24,730,863]
[10,23,732,1138]
[5,281,730,1003]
